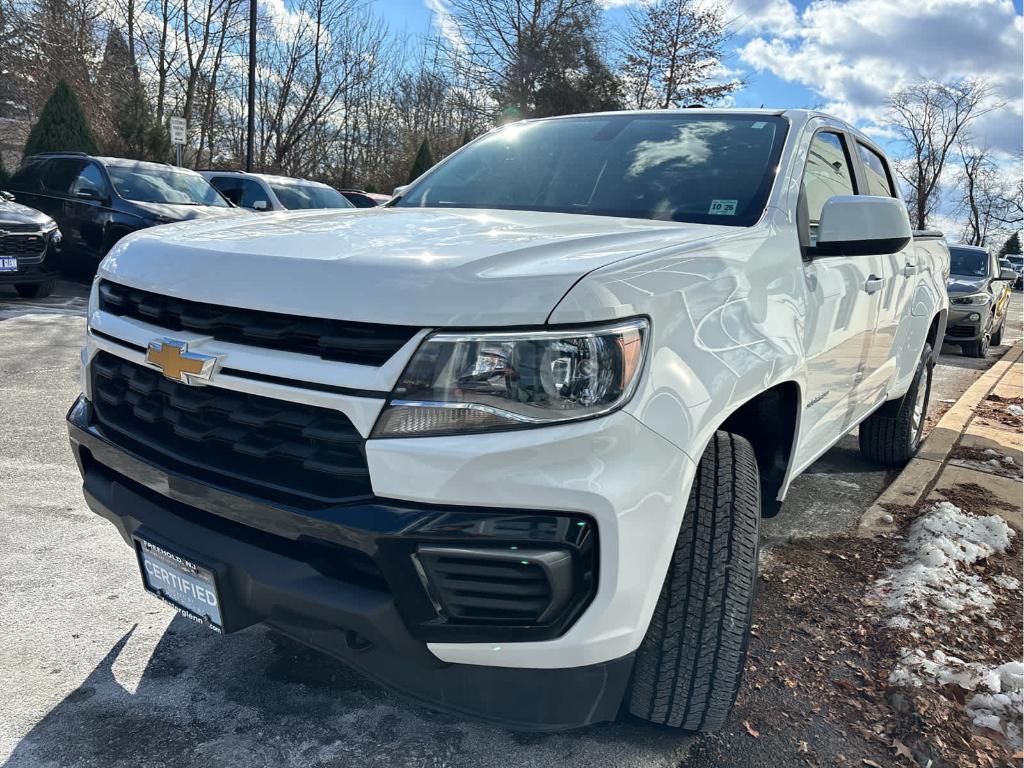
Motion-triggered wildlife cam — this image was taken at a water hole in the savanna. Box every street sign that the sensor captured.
[169,117,187,145]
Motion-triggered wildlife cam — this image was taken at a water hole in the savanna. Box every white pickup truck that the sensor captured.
[67,109,948,732]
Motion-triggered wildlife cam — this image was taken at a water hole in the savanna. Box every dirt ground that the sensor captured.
[689,483,1022,768]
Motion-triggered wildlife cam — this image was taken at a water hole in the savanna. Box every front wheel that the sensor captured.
[990,319,1004,347]
[627,431,760,732]
[859,343,933,466]
[962,332,990,358]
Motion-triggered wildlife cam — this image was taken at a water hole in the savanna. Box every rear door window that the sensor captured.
[856,143,896,197]
[8,160,47,191]
[41,159,88,196]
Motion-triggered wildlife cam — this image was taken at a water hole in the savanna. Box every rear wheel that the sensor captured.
[13,279,56,299]
[859,343,933,466]
[627,431,760,732]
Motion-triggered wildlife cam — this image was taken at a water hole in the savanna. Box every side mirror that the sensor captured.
[812,195,912,257]
[252,199,269,211]
[0,190,14,202]
[391,185,408,198]
[999,267,1017,281]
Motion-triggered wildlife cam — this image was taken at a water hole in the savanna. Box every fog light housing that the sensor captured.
[969,312,981,321]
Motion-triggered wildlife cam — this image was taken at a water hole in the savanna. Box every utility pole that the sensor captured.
[246,0,256,172]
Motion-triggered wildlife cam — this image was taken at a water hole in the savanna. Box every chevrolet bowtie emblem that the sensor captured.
[145,339,219,385]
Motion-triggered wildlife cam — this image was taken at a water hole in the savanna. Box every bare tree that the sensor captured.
[619,0,741,109]
[887,79,996,230]
[957,142,1023,246]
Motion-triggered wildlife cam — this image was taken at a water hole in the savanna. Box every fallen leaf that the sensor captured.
[743,720,760,738]
[892,739,914,760]
[797,740,810,753]
[862,760,882,767]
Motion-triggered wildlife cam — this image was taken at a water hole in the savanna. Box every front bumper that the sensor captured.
[67,396,650,729]
[944,306,990,343]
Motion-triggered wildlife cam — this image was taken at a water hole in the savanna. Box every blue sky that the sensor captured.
[374,1,1021,107]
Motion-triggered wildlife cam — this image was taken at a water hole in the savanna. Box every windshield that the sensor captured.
[1007,255,1023,266]
[949,247,989,277]
[395,114,788,225]
[107,164,228,207]
[270,183,353,210]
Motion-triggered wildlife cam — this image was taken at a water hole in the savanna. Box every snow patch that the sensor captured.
[993,575,1021,591]
[889,651,1023,749]
[874,501,1014,624]
[878,502,1022,749]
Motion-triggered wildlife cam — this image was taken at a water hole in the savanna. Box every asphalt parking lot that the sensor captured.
[1,281,1021,768]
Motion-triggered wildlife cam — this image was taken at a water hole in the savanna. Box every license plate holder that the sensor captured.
[135,537,224,632]
[0,257,17,272]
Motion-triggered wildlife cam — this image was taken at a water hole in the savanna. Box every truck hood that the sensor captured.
[946,275,987,295]
[100,207,734,326]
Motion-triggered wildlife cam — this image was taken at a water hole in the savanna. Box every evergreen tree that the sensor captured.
[997,232,1021,258]
[146,122,174,164]
[23,80,98,156]
[406,139,434,184]
[111,74,170,162]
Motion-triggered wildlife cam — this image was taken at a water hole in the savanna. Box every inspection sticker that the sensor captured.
[708,199,738,215]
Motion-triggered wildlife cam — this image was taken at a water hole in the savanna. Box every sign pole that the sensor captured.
[246,0,256,172]
[169,116,187,167]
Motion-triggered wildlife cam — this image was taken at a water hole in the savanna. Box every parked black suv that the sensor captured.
[6,153,249,275]
[0,190,63,298]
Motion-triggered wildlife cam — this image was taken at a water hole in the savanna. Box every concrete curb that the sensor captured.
[857,340,1024,536]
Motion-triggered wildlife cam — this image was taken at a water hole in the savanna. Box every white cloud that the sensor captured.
[727,0,800,36]
[738,0,1023,153]
[424,0,466,52]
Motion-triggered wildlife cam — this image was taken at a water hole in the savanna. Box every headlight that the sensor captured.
[372,318,649,437]
[951,293,990,306]
[42,221,62,243]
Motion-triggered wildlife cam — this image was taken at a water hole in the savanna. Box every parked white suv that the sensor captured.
[199,170,354,212]
[69,109,948,732]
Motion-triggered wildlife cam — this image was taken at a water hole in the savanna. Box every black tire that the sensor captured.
[627,431,760,732]
[990,319,1004,347]
[859,343,933,466]
[962,332,990,358]
[13,279,56,299]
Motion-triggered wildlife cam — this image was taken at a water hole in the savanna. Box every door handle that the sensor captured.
[864,276,884,294]
[903,263,918,277]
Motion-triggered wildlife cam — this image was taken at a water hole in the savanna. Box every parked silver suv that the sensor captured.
[199,170,354,212]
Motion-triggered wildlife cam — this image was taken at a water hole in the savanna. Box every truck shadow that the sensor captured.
[4,618,691,768]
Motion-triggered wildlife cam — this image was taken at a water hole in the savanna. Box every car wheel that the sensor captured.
[627,431,760,732]
[990,319,1004,347]
[859,343,933,465]
[13,279,56,299]
[962,332,990,358]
